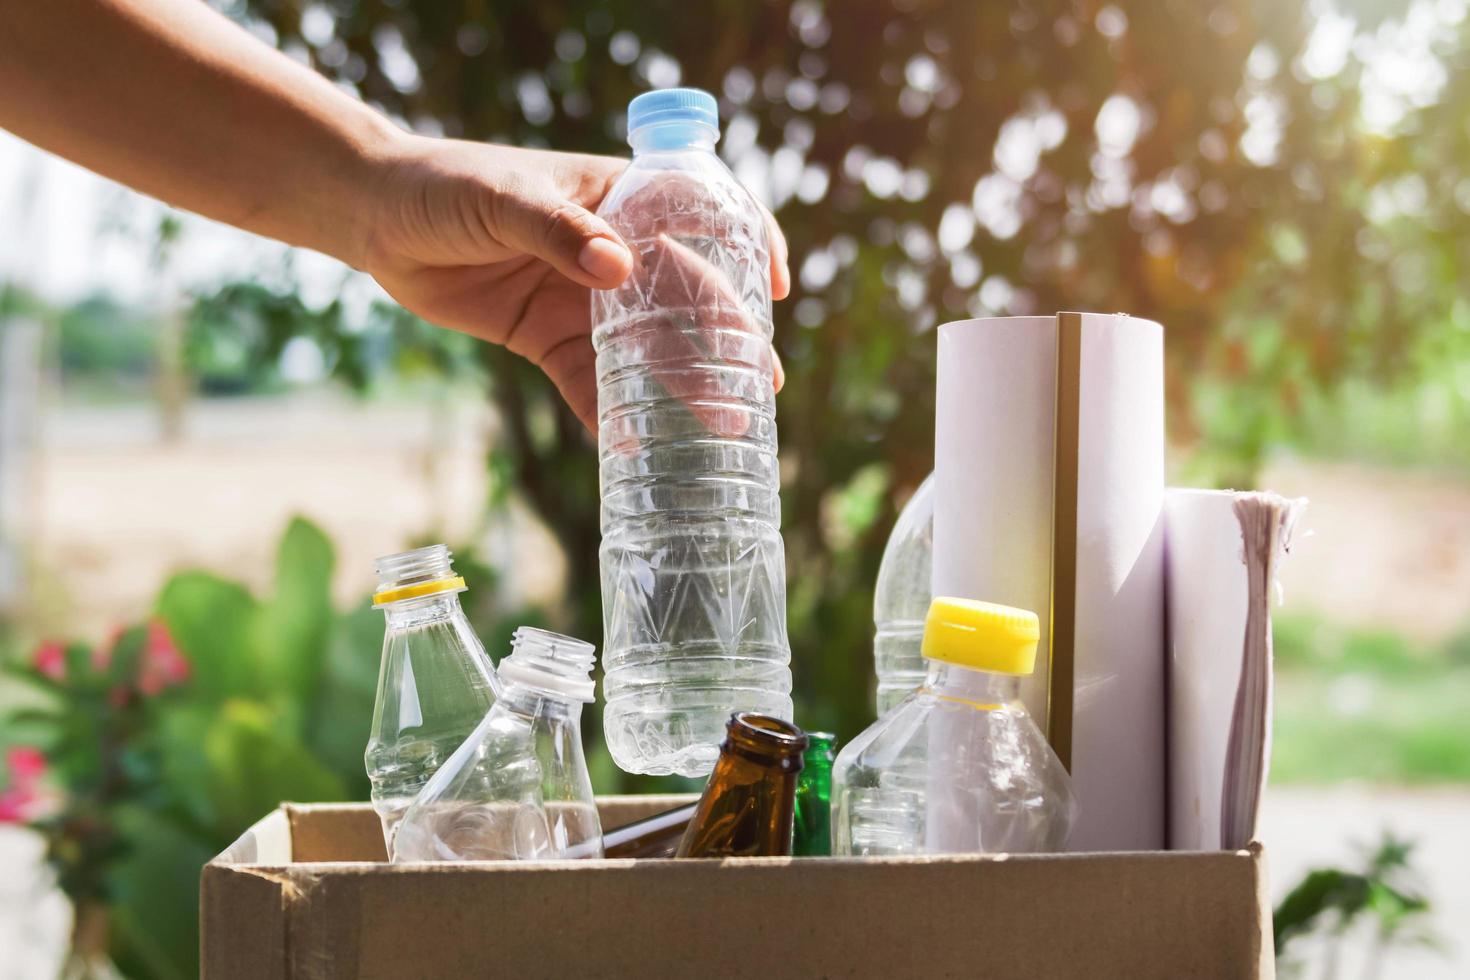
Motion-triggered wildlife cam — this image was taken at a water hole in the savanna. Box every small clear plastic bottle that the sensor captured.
[365,545,499,854]
[393,628,603,862]
[873,473,934,714]
[833,597,1076,856]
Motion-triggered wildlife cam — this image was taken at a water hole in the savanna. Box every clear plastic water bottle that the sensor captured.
[394,627,602,862]
[832,597,1076,856]
[873,473,934,714]
[365,545,499,855]
[593,87,792,776]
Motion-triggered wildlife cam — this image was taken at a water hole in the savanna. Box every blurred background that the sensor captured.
[0,0,1466,976]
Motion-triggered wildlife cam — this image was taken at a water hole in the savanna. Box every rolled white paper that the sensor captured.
[933,317,1058,717]
[933,313,1166,852]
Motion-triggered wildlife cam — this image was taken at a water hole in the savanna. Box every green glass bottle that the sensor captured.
[792,732,836,856]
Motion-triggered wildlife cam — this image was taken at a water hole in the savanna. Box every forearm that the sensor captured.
[0,0,400,267]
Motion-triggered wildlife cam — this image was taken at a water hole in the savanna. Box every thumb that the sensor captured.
[495,191,633,289]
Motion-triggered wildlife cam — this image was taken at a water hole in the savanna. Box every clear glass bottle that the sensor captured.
[365,545,499,855]
[594,87,793,777]
[873,474,934,714]
[393,627,602,862]
[676,713,806,858]
[833,597,1076,856]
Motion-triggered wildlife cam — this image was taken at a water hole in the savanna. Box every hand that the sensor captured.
[362,134,790,431]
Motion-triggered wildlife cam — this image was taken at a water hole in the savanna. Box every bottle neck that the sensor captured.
[923,661,1023,706]
[674,714,806,858]
[802,733,837,771]
[629,122,718,155]
[380,592,465,629]
[495,682,584,724]
[679,746,803,858]
[495,627,596,703]
[719,713,807,773]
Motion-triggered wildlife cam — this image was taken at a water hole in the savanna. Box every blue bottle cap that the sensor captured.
[627,87,719,144]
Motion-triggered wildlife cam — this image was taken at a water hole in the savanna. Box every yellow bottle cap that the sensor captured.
[371,576,466,606]
[921,597,1039,676]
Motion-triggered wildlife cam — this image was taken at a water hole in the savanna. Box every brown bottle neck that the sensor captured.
[675,713,807,858]
[720,712,808,771]
[706,744,802,789]
[720,739,805,772]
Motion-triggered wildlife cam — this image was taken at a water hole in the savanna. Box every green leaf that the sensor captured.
[152,703,224,836]
[302,601,381,800]
[2,660,67,694]
[63,642,98,692]
[258,517,335,731]
[1365,880,1428,926]
[105,624,148,690]
[1274,868,1363,951]
[0,707,64,742]
[108,806,215,980]
[155,572,260,702]
[200,699,346,837]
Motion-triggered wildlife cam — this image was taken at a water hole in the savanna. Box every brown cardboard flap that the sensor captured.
[200,863,290,980]
[204,803,1273,980]
[285,804,385,863]
[233,796,703,864]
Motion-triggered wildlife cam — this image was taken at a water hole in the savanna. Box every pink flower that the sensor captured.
[32,642,65,681]
[0,791,34,823]
[7,747,45,782]
[137,620,189,696]
[0,747,51,824]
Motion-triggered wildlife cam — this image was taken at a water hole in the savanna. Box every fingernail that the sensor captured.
[578,237,631,282]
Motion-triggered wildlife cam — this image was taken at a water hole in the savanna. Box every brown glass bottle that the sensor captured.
[601,802,698,859]
[675,713,808,858]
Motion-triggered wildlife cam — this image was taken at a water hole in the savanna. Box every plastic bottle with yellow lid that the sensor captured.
[873,473,934,714]
[832,596,1076,856]
[365,544,499,856]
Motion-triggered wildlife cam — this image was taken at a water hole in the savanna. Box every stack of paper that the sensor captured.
[1164,489,1305,851]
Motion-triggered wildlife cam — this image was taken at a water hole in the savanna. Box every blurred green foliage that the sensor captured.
[186,279,483,393]
[1272,613,1470,782]
[1274,833,1437,978]
[3,519,381,979]
[188,0,1470,767]
[56,297,157,380]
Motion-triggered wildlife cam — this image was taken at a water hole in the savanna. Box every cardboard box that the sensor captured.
[202,796,1274,979]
